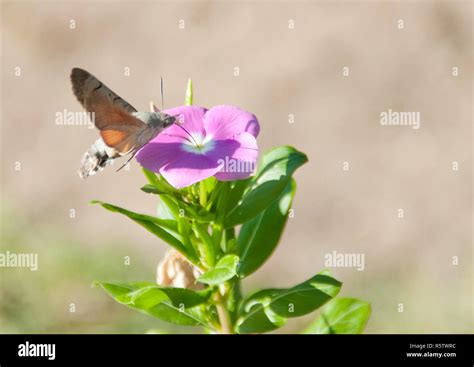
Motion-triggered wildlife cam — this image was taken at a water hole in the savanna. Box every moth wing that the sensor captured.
[71,68,137,113]
[93,101,145,130]
[71,68,145,132]
[100,124,144,154]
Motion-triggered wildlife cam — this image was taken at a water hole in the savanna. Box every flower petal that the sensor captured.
[135,124,189,172]
[160,152,223,188]
[163,106,207,140]
[203,105,260,140]
[136,105,260,188]
[209,132,259,181]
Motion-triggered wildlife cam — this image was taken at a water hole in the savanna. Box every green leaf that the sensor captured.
[185,79,193,106]
[142,169,177,194]
[141,184,170,196]
[92,200,198,263]
[197,254,240,285]
[150,196,197,260]
[157,198,175,220]
[92,200,178,232]
[96,282,213,328]
[142,168,161,187]
[303,298,371,334]
[105,283,212,308]
[193,223,218,268]
[237,179,296,277]
[226,146,307,227]
[157,194,215,223]
[158,195,181,219]
[154,194,213,264]
[204,176,217,193]
[219,179,250,215]
[236,271,341,334]
[205,180,224,211]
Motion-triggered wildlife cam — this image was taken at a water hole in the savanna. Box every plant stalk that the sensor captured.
[215,290,233,334]
[199,181,207,206]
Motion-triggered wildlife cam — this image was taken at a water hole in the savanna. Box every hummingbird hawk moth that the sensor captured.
[71,68,176,178]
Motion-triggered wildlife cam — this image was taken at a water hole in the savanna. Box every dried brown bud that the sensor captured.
[156,249,202,290]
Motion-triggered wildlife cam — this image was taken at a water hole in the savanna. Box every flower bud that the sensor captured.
[156,249,202,290]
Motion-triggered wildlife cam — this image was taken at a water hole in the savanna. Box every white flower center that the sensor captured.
[181,132,215,154]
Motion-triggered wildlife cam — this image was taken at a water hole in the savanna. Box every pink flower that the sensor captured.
[136,105,260,188]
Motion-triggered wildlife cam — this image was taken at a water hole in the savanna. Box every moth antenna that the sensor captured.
[160,76,164,111]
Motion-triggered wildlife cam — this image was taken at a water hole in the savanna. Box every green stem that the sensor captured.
[200,181,207,207]
[227,278,242,324]
[193,223,216,268]
[198,179,236,333]
[215,288,233,334]
[212,223,224,252]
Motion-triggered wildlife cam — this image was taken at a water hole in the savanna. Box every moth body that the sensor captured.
[78,139,117,179]
[71,68,174,178]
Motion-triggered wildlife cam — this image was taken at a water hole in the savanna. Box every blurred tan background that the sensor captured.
[1,0,472,333]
